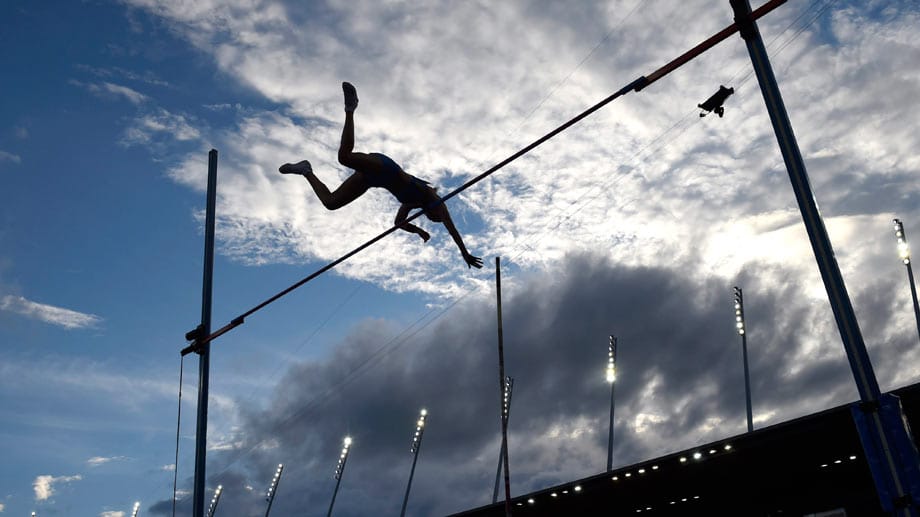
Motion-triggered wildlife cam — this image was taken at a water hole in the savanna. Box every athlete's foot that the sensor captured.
[418,229,431,243]
[343,82,359,112]
[279,160,313,176]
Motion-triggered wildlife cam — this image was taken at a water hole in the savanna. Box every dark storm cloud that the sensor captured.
[152,250,914,516]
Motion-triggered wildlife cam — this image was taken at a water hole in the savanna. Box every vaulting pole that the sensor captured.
[495,258,512,516]
[729,1,920,513]
[192,149,218,517]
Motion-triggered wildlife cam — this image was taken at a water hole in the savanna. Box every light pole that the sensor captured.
[206,485,222,517]
[606,336,617,472]
[894,219,920,343]
[734,287,754,433]
[492,376,514,504]
[327,436,352,517]
[132,501,140,517]
[400,409,428,517]
[264,464,283,517]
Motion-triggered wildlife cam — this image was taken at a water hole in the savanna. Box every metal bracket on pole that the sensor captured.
[182,325,206,356]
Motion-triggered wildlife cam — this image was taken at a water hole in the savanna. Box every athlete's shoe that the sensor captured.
[279,160,313,176]
[342,82,359,112]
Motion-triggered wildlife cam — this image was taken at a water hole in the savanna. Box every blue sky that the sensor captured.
[2,0,920,516]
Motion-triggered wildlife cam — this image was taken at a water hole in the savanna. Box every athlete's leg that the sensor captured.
[338,82,385,173]
[337,111,386,173]
[307,170,370,210]
[279,160,369,210]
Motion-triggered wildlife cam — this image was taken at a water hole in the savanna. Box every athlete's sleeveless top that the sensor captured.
[366,153,432,206]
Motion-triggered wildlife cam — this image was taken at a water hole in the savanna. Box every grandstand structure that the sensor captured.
[450,382,920,516]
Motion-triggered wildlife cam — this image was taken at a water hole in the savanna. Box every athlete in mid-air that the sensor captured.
[280,82,483,269]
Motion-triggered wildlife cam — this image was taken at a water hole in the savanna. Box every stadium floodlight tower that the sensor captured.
[894,219,920,343]
[132,501,140,517]
[206,485,222,517]
[400,408,428,517]
[606,335,617,471]
[734,287,754,433]
[264,464,283,517]
[327,436,352,517]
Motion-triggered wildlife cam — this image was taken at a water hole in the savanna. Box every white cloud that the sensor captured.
[0,502,5,511]
[0,295,102,329]
[87,456,128,467]
[160,464,176,471]
[100,511,125,517]
[33,474,81,501]
[0,150,21,164]
[122,108,201,146]
[69,79,149,104]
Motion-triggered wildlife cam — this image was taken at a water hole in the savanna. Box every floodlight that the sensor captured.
[895,219,911,265]
[411,408,428,454]
[132,501,140,517]
[606,336,617,383]
[334,437,352,480]
[206,485,223,517]
[733,287,745,336]
[265,463,284,514]
[893,218,920,344]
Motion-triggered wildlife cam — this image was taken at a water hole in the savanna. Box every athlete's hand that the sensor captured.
[463,252,483,269]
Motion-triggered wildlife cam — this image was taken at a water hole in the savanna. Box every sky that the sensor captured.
[1,0,919,515]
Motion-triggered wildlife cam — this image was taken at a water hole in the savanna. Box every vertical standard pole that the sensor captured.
[607,336,617,472]
[193,149,218,517]
[729,0,885,403]
[495,257,512,516]
[730,2,918,513]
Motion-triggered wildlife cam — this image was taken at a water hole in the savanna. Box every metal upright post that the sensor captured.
[495,257,512,517]
[729,2,920,513]
[192,149,218,517]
